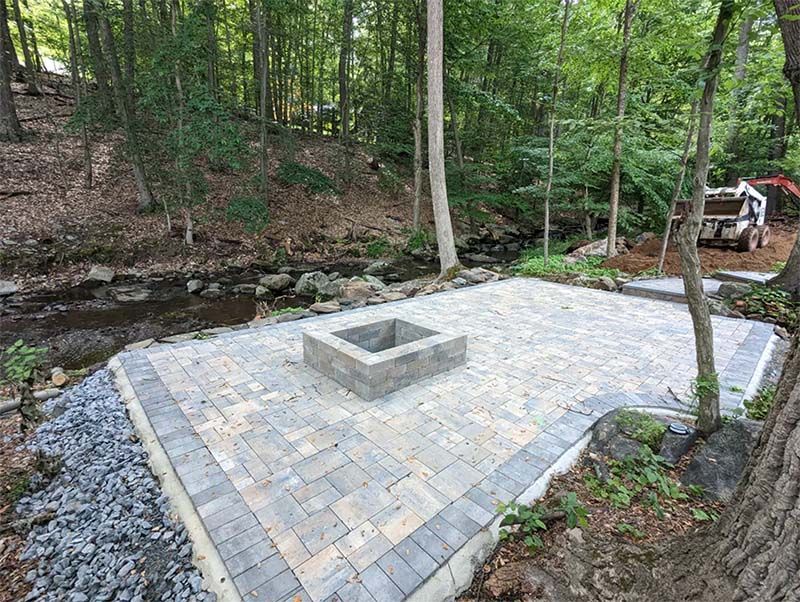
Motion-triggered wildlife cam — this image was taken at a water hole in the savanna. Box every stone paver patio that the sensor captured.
[112,278,774,602]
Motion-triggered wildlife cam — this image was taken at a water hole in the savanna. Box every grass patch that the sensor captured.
[515,253,620,279]
[366,237,393,258]
[277,162,339,194]
[269,306,304,317]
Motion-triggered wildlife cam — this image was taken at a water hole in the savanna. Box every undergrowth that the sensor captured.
[739,285,798,327]
[515,253,620,279]
[277,162,339,194]
[614,410,666,451]
[584,446,705,520]
[744,385,777,420]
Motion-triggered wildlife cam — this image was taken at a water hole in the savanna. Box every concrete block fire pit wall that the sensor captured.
[303,317,467,400]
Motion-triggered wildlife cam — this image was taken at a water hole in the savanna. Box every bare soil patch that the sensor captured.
[603,220,796,275]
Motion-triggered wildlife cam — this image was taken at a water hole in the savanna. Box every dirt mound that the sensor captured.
[603,223,796,275]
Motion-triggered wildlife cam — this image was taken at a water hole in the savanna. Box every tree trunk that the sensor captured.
[770,0,800,297]
[0,0,21,142]
[122,0,134,90]
[723,14,754,184]
[413,0,425,231]
[543,0,571,266]
[676,0,734,435]
[63,0,92,188]
[339,0,353,145]
[427,0,459,276]
[83,0,113,115]
[713,331,800,599]
[606,0,637,258]
[767,95,788,214]
[98,4,154,212]
[256,0,268,197]
[657,100,697,273]
[10,0,36,94]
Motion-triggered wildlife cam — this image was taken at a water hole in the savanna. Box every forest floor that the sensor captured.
[0,77,439,292]
[0,414,36,602]
[603,219,796,276]
[457,449,723,602]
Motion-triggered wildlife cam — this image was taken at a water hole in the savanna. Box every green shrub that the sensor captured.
[744,385,776,420]
[405,228,434,252]
[740,285,799,327]
[366,237,393,258]
[270,306,304,317]
[225,195,270,233]
[514,254,620,279]
[615,410,667,451]
[497,491,588,554]
[1,340,48,392]
[277,162,338,194]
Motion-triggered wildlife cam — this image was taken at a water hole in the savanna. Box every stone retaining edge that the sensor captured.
[108,356,242,602]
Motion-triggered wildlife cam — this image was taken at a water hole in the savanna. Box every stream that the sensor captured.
[0,253,518,371]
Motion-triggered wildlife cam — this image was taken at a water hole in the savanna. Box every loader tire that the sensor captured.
[757,225,771,248]
[737,226,759,253]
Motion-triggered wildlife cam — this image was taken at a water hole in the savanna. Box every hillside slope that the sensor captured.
[0,79,436,288]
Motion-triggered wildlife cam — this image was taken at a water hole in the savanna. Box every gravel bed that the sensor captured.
[16,370,215,602]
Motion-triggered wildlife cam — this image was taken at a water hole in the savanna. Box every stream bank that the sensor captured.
[0,254,517,372]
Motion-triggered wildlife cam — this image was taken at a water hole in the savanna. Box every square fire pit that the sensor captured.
[303,318,467,400]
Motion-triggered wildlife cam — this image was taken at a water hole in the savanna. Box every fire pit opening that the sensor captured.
[303,317,467,400]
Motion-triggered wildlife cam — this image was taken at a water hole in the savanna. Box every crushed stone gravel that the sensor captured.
[16,370,215,602]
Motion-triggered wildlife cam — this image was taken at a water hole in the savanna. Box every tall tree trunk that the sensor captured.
[723,14,754,183]
[676,0,734,435]
[98,4,153,211]
[543,0,571,266]
[121,0,134,90]
[338,0,352,143]
[82,0,113,115]
[339,0,353,182]
[63,0,92,188]
[0,0,21,141]
[1,9,19,75]
[713,330,800,598]
[770,0,800,297]
[427,0,459,276]
[256,0,268,197]
[10,0,36,94]
[657,100,698,273]
[412,0,425,231]
[767,95,788,214]
[606,0,637,258]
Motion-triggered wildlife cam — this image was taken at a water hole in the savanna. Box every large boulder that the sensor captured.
[294,271,330,296]
[587,409,643,463]
[0,280,18,296]
[319,277,349,298]
[84,266,115,285]
[457,267,501,285]
[659,423,699,465]
[463,253,497,264]
[362,275,386,290]
[310,300,341,314]
[569,237,629,259]
[259,273,295,292]
[717,281,752,300]
[364,260,392,276]
[186,279,205,294]
[339,278,383,302]
[681,419,762,502]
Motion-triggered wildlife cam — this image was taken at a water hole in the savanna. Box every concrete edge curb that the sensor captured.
[108,356,242,602]
[742,333,779,406]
